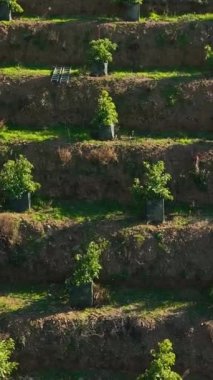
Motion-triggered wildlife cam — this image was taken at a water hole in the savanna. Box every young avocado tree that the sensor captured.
[0,338,18,379]
[0,154,40,212]
[137,339,182,380]
[92,90,118,140]
[131,161,173,223]
[113,0,143,21]
[0,0,23,21]
[88,38,117,76]
[65,240,108,309]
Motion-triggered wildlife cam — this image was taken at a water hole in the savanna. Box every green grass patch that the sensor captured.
[0,65,51,77]
[0,125,90,143]
[141,12,213,23]
[167,203,213,223]
[119,130,213,144]
[112,67,205,80]
[0,284,211,320]
[30,197,213,224]
[2,197,213,225]
[0,124,212,145]
[0,65,80,78]
[0,285,48,315]
[5,13,213,24]
[8,16,119,24]
[0,122,212,145]
[30,199,128,223]
[0,65,210,80]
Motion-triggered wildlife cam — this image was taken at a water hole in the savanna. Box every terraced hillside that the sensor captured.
[0,0,212,379]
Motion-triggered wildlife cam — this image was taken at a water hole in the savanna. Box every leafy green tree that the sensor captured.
[132,161,173,202]
[93,90,118,127]
[137,339,182,380]
[0,0,23,13]
[0,154,40,200]
[88,38,117,64]
[66,240,108,287]
[0,338,18,379]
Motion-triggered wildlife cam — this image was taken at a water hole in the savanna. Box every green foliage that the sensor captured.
[137,339,182,380]
[88,38,117,64]
[204,44,213,69]
[0,155,40,200]
[0,0,24,13]
[93,90,118,127]
[162,85,183,107]
[67,240,108,287]
[131,161,173,202]
[0,338,18,379]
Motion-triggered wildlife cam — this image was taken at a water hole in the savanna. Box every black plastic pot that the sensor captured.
[0,3,12,21]
[68,282,93,309]
[146,199,165,223]
[8,193,31,213]
[99,124,115,140]
[91,61,108,76]
[125,3,140,21]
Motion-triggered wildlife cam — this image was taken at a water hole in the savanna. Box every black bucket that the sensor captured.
[125,3,140,21]
[68,283,93,309]
[0,3,12,21]
[146,199,165,223]
[8,193,31,213]
[99,124,115,140]
[91,62,108,76]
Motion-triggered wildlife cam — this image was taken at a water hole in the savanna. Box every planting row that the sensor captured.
[0,140,212,204]
[0,296,212,379]
[11,0,213,18]
[0,20,212,68]
[0,211,212,287]
[0,76,212,133]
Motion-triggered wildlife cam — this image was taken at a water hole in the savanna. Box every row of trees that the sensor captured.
[0,0,144,21]
[0,337,182,379]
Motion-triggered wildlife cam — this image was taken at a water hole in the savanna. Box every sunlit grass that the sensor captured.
[0,128,60,142]
[0,65,80,78]
[0,125,90,143]
[111,68,205,80]
[141,12,213,23]
[0,65,51,77]
[3,13,213,24]
[7,16,119,24]
[0,64,208,80]
[0,286,48,314]
[1,284,208,321]
[1,123,212,145]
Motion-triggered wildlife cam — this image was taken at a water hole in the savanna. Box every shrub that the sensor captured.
[137,339,182,380]
[66,240,108,287]
[131,161,173,203]
[92,90,118,127]
[0,0,23,13]
[0,338,18,379]
[0,155,40,200]
[88,38,117,64]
